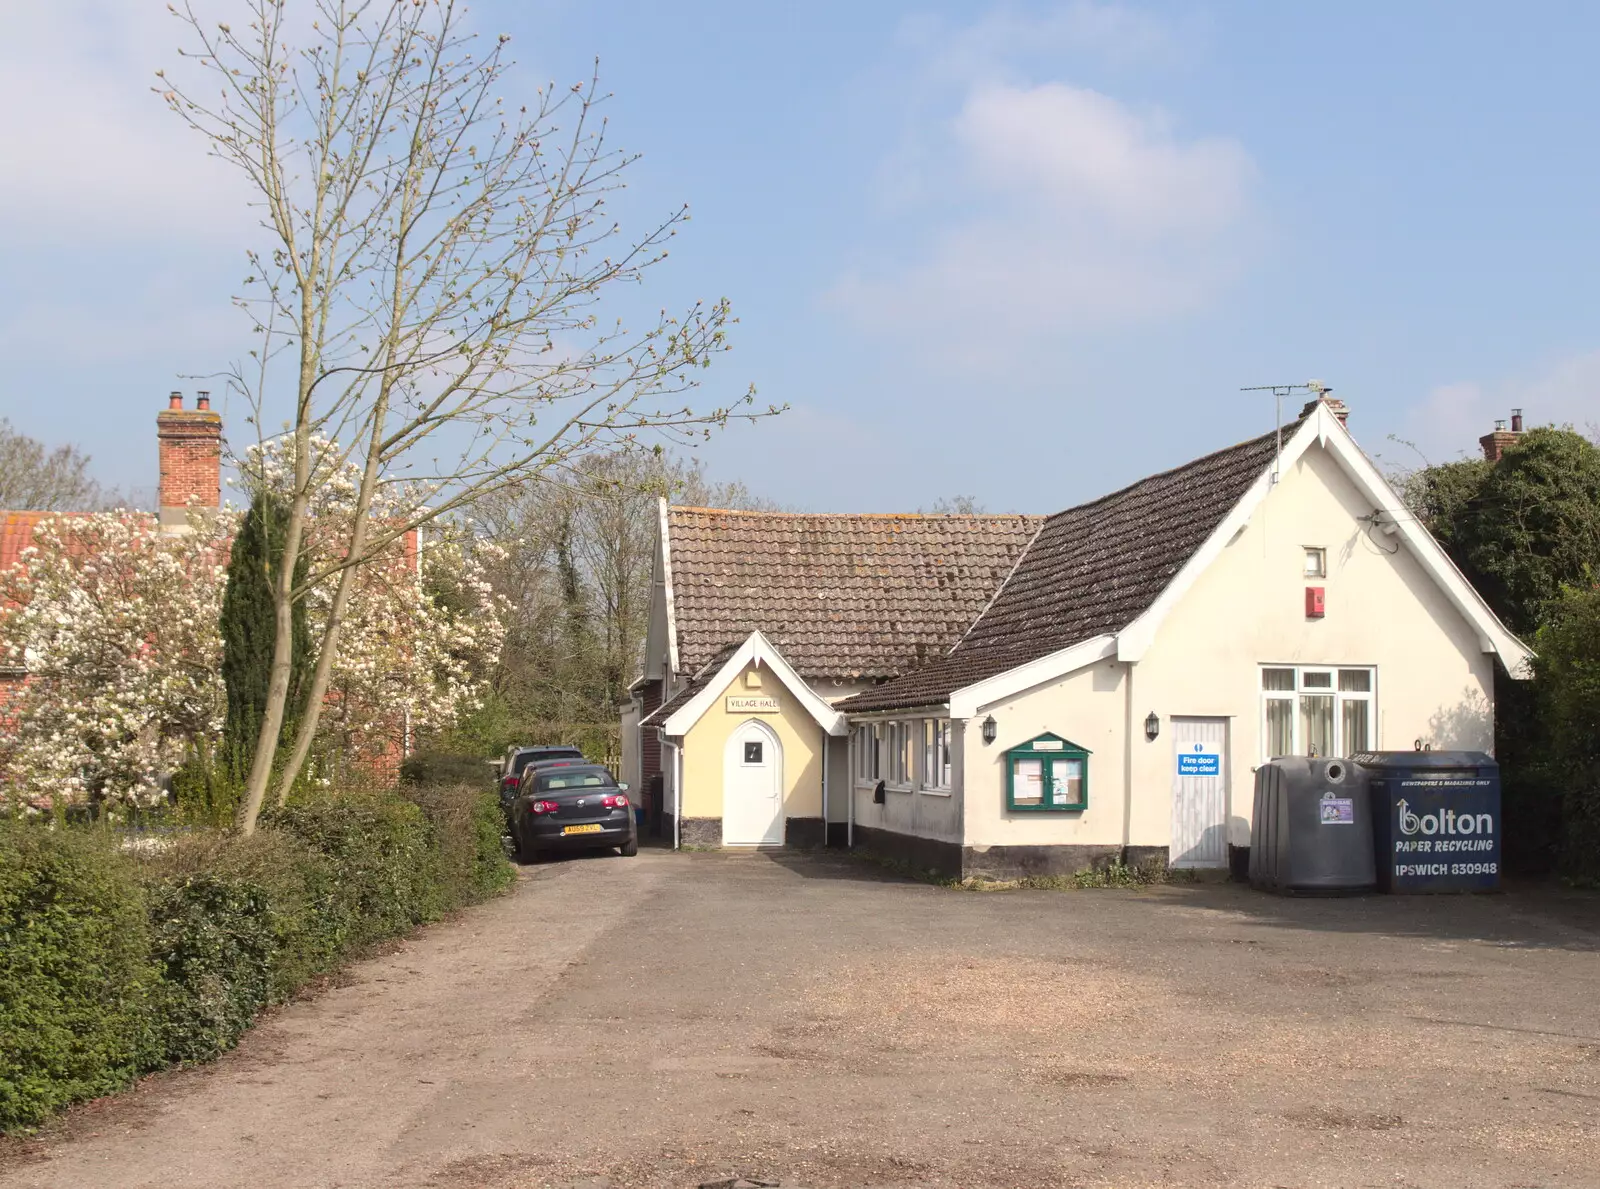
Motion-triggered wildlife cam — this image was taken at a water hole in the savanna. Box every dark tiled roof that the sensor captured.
[667,508,1042,682]
[839,423,1292,713]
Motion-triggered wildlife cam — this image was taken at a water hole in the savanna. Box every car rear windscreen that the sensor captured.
[514,748,583,775]
[538,771,611,790]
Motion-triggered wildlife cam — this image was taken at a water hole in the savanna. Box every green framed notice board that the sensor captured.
[1005,732,1090,813]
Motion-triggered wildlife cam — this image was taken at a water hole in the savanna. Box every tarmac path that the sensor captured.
[2,850,1598,1188]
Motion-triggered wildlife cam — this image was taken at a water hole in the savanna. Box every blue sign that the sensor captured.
[1386,778,1500,891]
[1177,743,1221,777]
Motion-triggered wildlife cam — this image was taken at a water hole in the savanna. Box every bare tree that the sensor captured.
[925,495,985,514]
[0,420,110,511]
[468,451,771,754]
[161,0,775,832]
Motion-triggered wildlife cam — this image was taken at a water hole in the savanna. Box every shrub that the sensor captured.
[1,785,513,1134]
[399,750,494,788]
[0,823,157,1132]
[139,827,345,1002]
[402,782,514,907]
[146,875,274,1065]
[268,794,446,946]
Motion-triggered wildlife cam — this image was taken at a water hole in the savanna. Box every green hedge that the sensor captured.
[0,782,511,1133]
[0,827,158,1130]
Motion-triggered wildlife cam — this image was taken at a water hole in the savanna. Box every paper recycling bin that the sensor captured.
[1249,757,1376,893]
[1354,751,1500,892]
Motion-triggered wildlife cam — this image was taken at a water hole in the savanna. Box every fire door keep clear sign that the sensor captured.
[1177,742,1221,777]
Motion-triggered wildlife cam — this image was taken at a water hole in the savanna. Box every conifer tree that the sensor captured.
[220,493,308,781]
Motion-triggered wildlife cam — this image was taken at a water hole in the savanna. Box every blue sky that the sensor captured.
[3,1,1598,512]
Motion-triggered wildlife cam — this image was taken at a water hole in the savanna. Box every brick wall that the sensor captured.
[640,679,663,781]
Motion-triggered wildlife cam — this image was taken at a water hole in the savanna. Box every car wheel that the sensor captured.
[620,837,639,857]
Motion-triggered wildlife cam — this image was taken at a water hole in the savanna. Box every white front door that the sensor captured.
[1170,716,1229,869]
[723,720,784,846]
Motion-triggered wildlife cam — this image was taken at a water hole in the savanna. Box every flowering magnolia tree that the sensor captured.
[0,512,227,810]
[0,498,506,812]
[240,436,509,790]
[313,530,506,780]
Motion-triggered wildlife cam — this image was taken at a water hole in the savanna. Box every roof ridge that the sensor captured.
[668,506,1041,520]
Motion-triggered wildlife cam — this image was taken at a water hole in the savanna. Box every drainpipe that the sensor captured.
[672,740,684,851]
[847,743,855,849]
[1122,663,1135,858]
[821,733,830,846]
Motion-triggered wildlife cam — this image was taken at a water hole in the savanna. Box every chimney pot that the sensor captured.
[196,391,211,411]
[1511,408,1524,433]
[1494,420,1506,431]
[168,391,183,410]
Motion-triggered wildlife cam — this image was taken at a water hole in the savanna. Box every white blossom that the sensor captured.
[0,461,506,808]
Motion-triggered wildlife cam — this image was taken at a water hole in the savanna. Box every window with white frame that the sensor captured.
[922,719,953,790]
[852,723,879,784]
[1262,666,1374,759]
[885,721,914,786]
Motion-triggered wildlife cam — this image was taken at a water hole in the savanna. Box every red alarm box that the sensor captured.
[1306,586,1326,618]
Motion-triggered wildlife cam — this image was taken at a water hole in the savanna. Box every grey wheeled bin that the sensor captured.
[1250,757,1376,893]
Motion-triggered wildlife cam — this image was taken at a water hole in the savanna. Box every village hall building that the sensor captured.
[621,397,1530,879]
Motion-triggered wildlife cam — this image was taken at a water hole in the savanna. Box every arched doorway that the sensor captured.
[723,719,784,846]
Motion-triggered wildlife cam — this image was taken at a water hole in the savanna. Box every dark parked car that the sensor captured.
[510,764,637,861]
[497,745,586,823]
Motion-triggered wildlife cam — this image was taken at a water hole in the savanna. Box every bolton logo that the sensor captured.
[1396,798,1493,838]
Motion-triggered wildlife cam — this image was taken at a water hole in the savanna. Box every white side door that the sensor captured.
[723,720,784,846]
[1170,716,1229,869]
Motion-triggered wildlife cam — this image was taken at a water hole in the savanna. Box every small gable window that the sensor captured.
[1304,547,1327,578]
[1005,733,1090,813]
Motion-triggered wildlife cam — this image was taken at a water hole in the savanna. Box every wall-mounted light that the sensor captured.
[1145,712,1160,742]
[981,715,997,745]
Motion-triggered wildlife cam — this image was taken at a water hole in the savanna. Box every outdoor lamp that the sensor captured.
[1145,712,1160,742]
[981,715,997,745]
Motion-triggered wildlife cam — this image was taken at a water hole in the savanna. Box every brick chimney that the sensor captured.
[1299,394,1351,427]
[157,391,223,529]
[1479,409,1523,463]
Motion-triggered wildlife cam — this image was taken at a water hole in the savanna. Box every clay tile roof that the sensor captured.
[0,511,56,573]
[666,508,1043,682]
[839,421,1294,713]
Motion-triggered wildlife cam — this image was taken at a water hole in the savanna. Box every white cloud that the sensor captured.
[957,82,1249,236]
[829,69,1256,365]
[1406,351,1600,462]
[0,1,250,244]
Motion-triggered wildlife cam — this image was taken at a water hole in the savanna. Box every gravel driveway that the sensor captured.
[3,850,1597,1189]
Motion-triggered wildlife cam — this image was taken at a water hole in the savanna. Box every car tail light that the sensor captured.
[504,773,520,789]
[603,794,629,809]
[529,799,559,814]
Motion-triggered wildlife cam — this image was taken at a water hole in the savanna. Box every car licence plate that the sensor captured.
[561,823,603,835]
